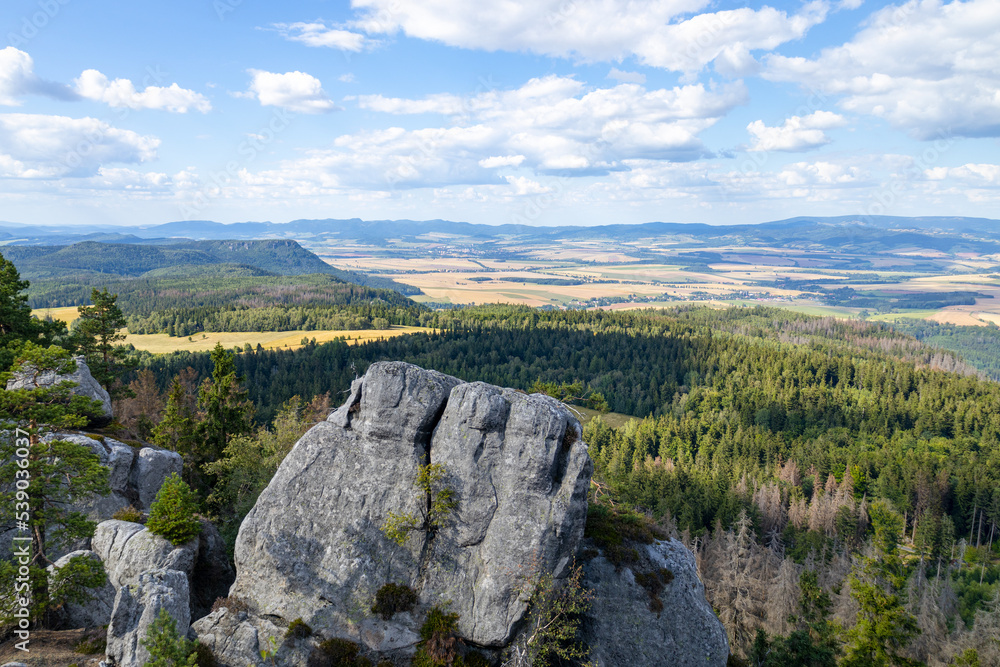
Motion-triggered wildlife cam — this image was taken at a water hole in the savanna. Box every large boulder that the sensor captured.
[6,355,112,424]
[580,539,730,667]
[47,550,117,629]
[130,447,183,510]
[106,568,191,667]
[192,607,312,667]
[92,520,198,590]
[229,361,593,650]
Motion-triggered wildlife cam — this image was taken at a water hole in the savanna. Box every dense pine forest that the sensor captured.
[3,245,999,665]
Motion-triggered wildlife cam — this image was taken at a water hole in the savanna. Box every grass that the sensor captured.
[125,326,434,354]
[567,406,633,429]
[31,306,81,326]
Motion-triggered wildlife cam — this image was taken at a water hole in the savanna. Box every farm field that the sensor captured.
[124,326,433,354]
[311,237,1000,324]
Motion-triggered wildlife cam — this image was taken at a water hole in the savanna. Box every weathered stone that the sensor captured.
[47,550,116,629]
[92,520,198,590]
[6,355,112,424]
[192,608,301,667]
[230,361,592,649]
[106,568,190,667]
[131,447,183,510]
[580,539,730,667]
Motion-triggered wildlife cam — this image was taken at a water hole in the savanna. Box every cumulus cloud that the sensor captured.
[74,70,211,113]
[0,47,76,105]
[272,22,368,51]
[239,75,746,193]
[608,68,646,84]
[747,110,847,151]
[0,113,159,178]
[246,70,337,113]
[764,0,1000,139]
[924,163,1000,186]
[349,0,829,75]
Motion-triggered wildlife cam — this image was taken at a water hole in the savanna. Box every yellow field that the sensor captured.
[125,326,434,353]
[32,306,81,326]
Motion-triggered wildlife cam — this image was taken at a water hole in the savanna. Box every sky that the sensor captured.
[1,0,998,227]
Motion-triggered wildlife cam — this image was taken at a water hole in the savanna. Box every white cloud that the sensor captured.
[74,70,211,113]
[246,70,337,114]
[747,110,847,151]
[608,68,645,84]
[479,155,526,168]
[765,0,1000,139]
[349,0,829,75]
[0,113,159,178]
[924,163,1000,186]
[0,47,75,105]
[238,75,746,192]
[272,22,368,51]
[339,73,356,83]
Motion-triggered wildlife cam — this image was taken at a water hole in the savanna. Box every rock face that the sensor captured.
[47,550,117,629]
[106,568,191,667]
[131,447,184,510]
[92,520,198,591]
[230,361,593,649]
[580,539,730,667]
[6,355,112,423]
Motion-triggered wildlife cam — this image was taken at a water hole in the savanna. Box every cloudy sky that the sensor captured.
[1,0,998,227]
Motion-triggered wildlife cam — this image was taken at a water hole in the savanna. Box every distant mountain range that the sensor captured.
[2,215,999,255]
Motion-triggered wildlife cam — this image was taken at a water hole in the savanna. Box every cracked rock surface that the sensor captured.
[229,361,593,648]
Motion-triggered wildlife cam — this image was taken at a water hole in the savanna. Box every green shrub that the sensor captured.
[414,606,461,667]
[584,502,666,569]
[308,638,373,667]
[142,608,198,666]
[371,582,418,620]
[285,617,313,640]
[146,473,202,545]
[112,505,144,523]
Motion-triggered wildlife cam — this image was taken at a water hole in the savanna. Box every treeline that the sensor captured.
[890,319,1000,381]
[823,287,989,310]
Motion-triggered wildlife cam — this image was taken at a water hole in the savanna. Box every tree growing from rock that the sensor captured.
[146,473,202,546]
[141,608,198,667]
[382,463,458,545]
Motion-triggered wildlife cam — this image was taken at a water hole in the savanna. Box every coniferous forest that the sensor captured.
[3,249,1000,666]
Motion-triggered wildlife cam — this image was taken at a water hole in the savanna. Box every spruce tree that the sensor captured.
[146,473,202,546]
[141,608,198,667]
[196,343,254,467]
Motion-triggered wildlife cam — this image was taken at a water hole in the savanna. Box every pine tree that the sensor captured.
[146,473,202,546]
[153,378,200,473]
[74,287,134,396]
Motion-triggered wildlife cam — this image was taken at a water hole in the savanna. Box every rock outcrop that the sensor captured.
[106,568,191,667]
[92,520,198,591]
[229,361,593,651]
[580,539,730,666]
[6,355,112,424]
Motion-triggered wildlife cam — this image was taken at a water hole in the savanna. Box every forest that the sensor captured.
[2,247,999,665]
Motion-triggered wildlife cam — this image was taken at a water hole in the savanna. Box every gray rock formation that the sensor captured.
[580,539,730,667]
[131,447,183,510]
[47,550,117,629]
[106,568,191,667]
[6,355,112,423]
[192,607,310,667]
[229,361,593,650]
[92,520,197,590]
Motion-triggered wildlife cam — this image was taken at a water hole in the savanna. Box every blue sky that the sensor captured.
[1,0,998,227]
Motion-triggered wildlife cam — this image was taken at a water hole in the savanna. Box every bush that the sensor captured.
[414,606,461,667]
[142,608,198,666]
[307,638,373,667]
[583,502,666,569]
[194,642,218,667]
[112,505,145,523]
[210,595,251,613]
[285,617,313,640]
[146,473,202,545]
[371,582,418,620]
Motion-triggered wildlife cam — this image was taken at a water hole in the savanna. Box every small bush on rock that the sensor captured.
[414,606,461,667]
[147,472,202,545]
[371,582,418,620]
[211,595,251,613]
[112,505,144,523]
[194,642,218,667]
[307,638,373,667]
[285,617,313,640]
